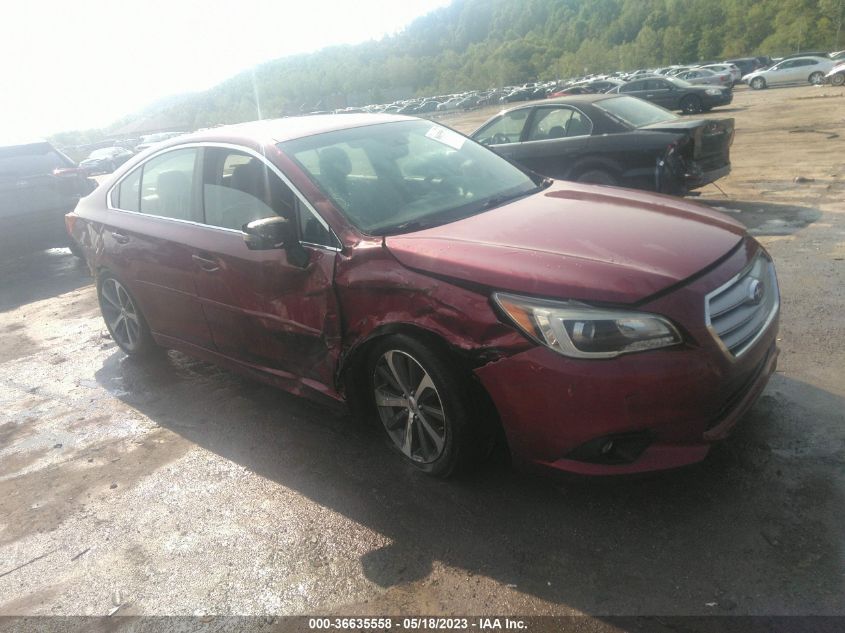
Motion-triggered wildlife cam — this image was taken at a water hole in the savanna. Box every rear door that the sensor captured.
[645,79,680,109]
[191,145,342,389]
[104,147,215,349]
[619,79,672,107]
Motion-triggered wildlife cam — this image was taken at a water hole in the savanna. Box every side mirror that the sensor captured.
[243,216,310,267]
[243,216,290,250]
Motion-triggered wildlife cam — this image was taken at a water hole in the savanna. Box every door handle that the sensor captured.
[110,231,130,244]
[192,253,220,272]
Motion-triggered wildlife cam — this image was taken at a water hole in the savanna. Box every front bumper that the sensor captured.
[474,242,779,475]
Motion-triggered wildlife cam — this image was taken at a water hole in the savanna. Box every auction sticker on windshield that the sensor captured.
[426,125,466,150]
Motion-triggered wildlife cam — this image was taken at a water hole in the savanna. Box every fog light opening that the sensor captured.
[565,432,651,465]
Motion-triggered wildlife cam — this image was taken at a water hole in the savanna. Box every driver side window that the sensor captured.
[474,109,529,145]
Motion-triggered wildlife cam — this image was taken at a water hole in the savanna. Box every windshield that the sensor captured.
[280,120,542,235]
[595,96,678,128]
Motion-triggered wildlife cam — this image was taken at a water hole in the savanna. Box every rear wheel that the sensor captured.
[575,168,618,186]
[97,275,157,357]
[832,72,845,87]
[750,77,766,90]
[809,71,824,85]
[367,335,477,477]
[680,95,703,114]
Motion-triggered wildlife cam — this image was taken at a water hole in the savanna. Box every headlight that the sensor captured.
[493,292,682,359]
[705,88,723,95]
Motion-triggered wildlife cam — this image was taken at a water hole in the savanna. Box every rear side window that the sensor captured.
[138,149,198,221]
[0,142,72,177]
[620,80,645,92]
[116,167,142,212]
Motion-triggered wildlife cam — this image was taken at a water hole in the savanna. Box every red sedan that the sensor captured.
[66,114,779,477]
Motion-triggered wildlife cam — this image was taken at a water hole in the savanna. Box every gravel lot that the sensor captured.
[0,84,843,620]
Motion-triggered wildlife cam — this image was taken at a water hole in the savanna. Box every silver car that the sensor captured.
[675,68,733,88]
[743,56,835,89]
[700,63,742,83]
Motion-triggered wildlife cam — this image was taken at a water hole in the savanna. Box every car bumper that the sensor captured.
[687,163,731,189]
[706,92,733,108]
[474,244,779,475]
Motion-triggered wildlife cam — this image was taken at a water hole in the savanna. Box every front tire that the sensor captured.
[97,274,157,357]
[832,73,845,86]
[367,335,477,477]
[680,95,703,114]
[750,77,766,90]
[809,71,824,85]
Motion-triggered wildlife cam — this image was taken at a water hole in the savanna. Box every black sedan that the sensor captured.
[79,146,134,175]
[470,94,734,195]
[607,76,732,114]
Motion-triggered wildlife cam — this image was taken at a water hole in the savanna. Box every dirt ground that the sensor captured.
[0,84,843,622]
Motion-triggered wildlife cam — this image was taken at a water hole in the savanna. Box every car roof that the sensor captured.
[777,56,830,62]
[176,113,415,146]
[499,94,621,113]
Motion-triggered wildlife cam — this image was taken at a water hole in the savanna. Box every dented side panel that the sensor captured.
[333,239,531,378]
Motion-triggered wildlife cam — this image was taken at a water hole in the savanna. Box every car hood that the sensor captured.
[385,181,745,304]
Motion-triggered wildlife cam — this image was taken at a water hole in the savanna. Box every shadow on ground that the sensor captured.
[94,349,845,615]
[698,199,822,236]
[0,249,91,313]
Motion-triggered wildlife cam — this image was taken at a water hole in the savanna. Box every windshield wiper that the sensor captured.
[481,185,543,210]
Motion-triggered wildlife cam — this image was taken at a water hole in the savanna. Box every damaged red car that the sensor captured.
[67,114,780,477]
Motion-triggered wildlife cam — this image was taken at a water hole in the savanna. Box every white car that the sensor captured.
[743,56,835,89]
[701,63,742,83]
[826,62,845,86]
[675,68,733,87]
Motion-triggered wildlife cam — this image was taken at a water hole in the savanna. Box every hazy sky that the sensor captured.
[1,0,452,141]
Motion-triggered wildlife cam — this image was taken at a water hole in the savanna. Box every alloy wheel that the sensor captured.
[99,278,143,352]
[373,349,447,464]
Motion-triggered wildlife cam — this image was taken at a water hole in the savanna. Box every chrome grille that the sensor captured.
[705,252,779,358]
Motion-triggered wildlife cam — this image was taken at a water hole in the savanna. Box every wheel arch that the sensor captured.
[338,321,508,456]
[569,155,625,181]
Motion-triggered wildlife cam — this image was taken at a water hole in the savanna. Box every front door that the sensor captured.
[501,105,592,179]
[191,146,342,391]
